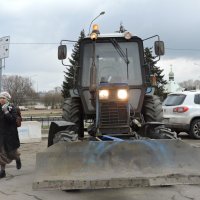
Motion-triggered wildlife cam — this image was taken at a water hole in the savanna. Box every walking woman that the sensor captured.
[0,91,21,178]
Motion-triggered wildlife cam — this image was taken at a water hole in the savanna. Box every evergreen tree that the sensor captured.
[144,47,167,97]
[62,30,85,98]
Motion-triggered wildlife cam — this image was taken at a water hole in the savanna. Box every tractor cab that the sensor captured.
[80,32,143,86]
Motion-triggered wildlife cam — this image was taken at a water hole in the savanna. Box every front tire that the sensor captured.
[53,129,78,144]
[190,119,200,139]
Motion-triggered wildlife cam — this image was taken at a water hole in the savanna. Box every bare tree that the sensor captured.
[179,79,200,90]
[194,80,200,90]
[41,88,63,109]
[2,75,36,106]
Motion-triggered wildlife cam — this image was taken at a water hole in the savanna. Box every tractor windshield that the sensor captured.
[82,41,142,87]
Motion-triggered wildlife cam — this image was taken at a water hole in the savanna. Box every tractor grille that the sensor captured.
[100,102,128,127]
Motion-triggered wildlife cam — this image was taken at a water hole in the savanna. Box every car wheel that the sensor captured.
[190,119,200,139]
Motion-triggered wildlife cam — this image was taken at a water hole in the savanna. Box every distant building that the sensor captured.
[164,66,185,94]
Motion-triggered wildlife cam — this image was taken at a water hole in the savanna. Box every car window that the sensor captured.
[163,94,186,106]
[194,94,200,104]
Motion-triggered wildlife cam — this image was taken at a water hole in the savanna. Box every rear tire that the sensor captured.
[190,119,200,139]
[63,97,84,138]
[142,95,163,122]
[142,95,176,139]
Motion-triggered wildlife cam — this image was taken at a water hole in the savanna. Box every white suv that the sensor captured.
[162,91,200,139]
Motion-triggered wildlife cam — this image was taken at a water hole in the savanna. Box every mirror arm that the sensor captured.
[61,60,72,67]
[153,54,161,63]
[59,40,77,66]
[142,35,160,41]
[60,39,77,45]
[143,35,162,63]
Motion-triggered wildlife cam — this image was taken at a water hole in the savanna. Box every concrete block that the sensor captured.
[18,121,42,143]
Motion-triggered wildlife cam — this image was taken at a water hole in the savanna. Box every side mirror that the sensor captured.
[154,41,165,56]
[58,45,67,60]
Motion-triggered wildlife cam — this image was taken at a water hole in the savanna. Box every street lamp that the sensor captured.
[88,11,105,35]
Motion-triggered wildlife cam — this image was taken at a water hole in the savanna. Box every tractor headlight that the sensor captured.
[117,89,128,100]
[90,32,98,40]
[99,90,109,99]
[124,32,132,40]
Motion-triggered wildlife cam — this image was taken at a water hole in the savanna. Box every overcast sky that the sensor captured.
[1,0,200,91]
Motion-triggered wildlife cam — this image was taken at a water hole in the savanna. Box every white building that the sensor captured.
[164,66,184,94]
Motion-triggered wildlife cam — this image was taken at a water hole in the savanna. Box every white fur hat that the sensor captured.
[0,91,11,101]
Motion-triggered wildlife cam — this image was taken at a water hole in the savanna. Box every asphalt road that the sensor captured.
[0,134,200,200]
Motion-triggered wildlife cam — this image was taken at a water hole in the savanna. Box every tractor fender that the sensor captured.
[48,121,75,147]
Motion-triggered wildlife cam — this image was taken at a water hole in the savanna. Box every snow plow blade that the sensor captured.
[33,139,200,190]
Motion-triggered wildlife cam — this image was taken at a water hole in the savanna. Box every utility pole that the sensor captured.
[0,59,2,92]
[0,36,10,92]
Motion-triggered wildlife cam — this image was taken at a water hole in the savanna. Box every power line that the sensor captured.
[166,47,200,51]
[2,42,200,52]
[9,42,59,45]
[6,41,76,45]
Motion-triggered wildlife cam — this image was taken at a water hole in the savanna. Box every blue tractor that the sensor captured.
[48,25,174,145]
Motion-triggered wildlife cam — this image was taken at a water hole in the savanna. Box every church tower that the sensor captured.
[169,65,174,81]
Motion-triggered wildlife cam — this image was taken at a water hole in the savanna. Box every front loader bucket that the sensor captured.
[33,139,200,190]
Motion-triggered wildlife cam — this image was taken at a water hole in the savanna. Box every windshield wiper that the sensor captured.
[110,38,129,65]
[110,38,130,79]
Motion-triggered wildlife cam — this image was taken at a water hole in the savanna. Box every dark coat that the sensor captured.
[0,104,20,152]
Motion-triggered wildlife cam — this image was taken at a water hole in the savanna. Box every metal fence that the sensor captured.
[22,116,63,128]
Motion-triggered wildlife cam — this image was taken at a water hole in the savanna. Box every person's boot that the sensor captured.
[16,158,21,170]
[0,170,6,178]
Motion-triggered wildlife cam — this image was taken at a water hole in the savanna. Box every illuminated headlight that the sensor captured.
[99,90,109,99]
[117,89,128,100]
[90,32,98,40]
